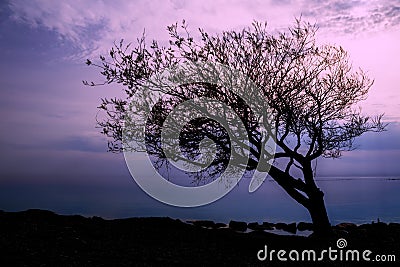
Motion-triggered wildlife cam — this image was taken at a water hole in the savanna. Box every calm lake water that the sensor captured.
[1,176,399,225]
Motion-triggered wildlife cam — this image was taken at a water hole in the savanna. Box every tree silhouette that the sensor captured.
[85,19,386,236]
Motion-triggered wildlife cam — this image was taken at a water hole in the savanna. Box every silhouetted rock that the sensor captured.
[335,222,357,231]
[192,220,215,228]
[248,222,266,231]
[275,222,297,234]
[332,228,350,237]
[214,222,226,229]
[389,222,400,229]
[372,221,387,229]
[248,222,258,229]
[274,222,287,230]
[22,209,59,224]
[285,223,297,234]
[1,210,399,266]
[229,220,247,232]
[25,209,57,217]
[297,222,313,231]
[261,222,275,230]
[358,223,371,230]
[91,216,104,221]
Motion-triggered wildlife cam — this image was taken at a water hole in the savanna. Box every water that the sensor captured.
[318,176,400,225]
[0,176,399,225]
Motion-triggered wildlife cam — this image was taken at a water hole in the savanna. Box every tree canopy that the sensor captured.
[85,19,386,235]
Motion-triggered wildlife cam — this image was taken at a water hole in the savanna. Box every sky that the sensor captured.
[0,0,399,222]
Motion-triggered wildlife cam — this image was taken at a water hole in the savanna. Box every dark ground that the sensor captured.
[0,209,399,266]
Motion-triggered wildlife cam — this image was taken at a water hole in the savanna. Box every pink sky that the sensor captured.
[1,0,398,178]
[8,0,400,120]
[0,0,399,219]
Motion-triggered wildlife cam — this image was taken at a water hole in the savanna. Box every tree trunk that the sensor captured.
[267,162,333,236]
[302,162,333,237]
[306,188,333,236]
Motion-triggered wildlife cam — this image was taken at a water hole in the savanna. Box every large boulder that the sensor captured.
[285,223,297,234]
[261,222,275,230]
[275,222,297,234]
[248,222,271,231]
[229,220,247,232]
[297,222,314,231]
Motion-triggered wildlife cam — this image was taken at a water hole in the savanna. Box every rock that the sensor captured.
[350,228,367,238]
[372,221,387,229]
[297,222,313,231]
[247,222,259,230]
[358,223,371,230]
[335,222,357,231]
[175,218,184,224]
[261,222,274,230]
[214,223,226,229]
[192,220,215,228]
[285,223,297,234]
[248,222,268,231]
[24,209,59,223]
[25,209,57,217]
[229,220,247,232]
[91,216,104,222]
[275,222,297,234]
[274,223,287,230]
[332,228,350,237]
[248,222,276,231]
[389,223,400,229]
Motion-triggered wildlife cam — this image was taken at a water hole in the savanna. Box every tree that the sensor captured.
[84,19,386,236]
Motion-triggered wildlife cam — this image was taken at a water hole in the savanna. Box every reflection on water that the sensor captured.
[0,177,399,225]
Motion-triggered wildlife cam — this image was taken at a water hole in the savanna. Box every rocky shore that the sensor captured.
[1,209,399,266]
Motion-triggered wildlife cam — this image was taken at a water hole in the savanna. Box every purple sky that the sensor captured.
[0,0,399,220]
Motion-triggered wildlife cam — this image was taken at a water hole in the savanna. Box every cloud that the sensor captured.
[7,0,400,61]
[302,0,400,35]
[8,1,102,43]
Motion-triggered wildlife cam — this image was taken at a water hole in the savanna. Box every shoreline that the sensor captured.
[1,209,399,266]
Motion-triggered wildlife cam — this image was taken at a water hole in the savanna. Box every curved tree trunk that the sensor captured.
[302,162,333,236]
[306,188,332,236]
[268,161,333,236]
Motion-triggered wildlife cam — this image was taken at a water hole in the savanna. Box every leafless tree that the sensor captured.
[84,19,386,236]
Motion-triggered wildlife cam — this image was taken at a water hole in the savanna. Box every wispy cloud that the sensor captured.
[7,0,400,60]
[303,0,400,35]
